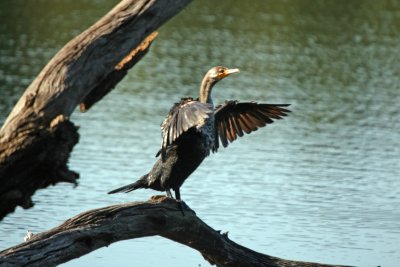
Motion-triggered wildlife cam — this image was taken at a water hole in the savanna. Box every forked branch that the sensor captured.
[0,196,352,267]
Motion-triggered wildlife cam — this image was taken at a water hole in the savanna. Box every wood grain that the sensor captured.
[0,0,193,220]
[0,196,352,267]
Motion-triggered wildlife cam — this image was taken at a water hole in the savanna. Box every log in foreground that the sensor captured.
[0,0,193,220]
[0,196,352,267]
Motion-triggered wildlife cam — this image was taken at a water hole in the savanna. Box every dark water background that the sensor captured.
[0,1,399,266]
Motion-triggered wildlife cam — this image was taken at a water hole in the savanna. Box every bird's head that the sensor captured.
[206,66,240,82]
[199,66,240,104]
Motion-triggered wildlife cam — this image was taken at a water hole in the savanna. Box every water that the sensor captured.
[1,1,399,266]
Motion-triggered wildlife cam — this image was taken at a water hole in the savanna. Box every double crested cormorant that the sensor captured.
[108,66,290,201]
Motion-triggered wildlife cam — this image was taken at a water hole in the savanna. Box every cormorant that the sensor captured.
[108,66,290,201]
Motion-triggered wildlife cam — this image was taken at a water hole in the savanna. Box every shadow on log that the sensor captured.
[0,0,194,220]
[0,196,352,267]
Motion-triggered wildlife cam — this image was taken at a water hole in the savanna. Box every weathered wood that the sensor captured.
[0,196,352,267]
[0,0,193,220]
[80,31,159,112]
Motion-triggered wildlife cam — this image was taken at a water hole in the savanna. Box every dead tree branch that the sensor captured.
[0,196,352,267]
[0,0,193,220]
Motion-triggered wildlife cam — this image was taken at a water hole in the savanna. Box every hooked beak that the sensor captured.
[220,68,240,78]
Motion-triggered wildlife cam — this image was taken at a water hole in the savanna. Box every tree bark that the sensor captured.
[0,0,193,220]
[0,196,352,267]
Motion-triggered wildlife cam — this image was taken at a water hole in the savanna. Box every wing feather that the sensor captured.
[213,101,290,152]
[160,98,213,160]
[228,117,238,141]
[243,112,260,130]
[168,115,175,146]
[247,110,268,126]
[226,120,233,142]
[231,115,244,137]
[238,113,253,133]
[219,118,229,147]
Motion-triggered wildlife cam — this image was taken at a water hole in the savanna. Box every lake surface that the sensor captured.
[1,1,399,266]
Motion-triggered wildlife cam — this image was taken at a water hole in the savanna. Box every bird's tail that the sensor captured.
[108,176,147,194]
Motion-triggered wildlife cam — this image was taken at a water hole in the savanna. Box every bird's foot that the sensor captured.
[166,189,173,198]
[176,199,185,216]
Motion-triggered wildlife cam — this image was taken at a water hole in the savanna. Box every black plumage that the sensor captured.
[108,66,290,200]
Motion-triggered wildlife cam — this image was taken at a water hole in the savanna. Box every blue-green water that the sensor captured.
[1,1,399,266]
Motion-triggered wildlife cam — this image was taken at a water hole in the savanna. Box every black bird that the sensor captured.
[108,66,290,201]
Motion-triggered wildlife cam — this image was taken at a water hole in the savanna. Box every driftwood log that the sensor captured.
[0,0,193,220]
[0,196,352,267]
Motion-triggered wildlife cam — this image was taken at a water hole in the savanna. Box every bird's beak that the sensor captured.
[220,68,240,78]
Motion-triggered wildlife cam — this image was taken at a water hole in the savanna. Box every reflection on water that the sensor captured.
[1,1,399,267]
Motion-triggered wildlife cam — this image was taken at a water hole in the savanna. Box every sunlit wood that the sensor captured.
[0,0,193,220]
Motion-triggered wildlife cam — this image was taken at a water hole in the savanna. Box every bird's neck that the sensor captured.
[199,78,215,104]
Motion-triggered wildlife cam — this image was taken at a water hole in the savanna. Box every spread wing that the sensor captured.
[160,98,213,160]
[213,101,290,152]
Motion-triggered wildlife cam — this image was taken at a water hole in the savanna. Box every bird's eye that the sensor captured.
[216,69,225,77]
